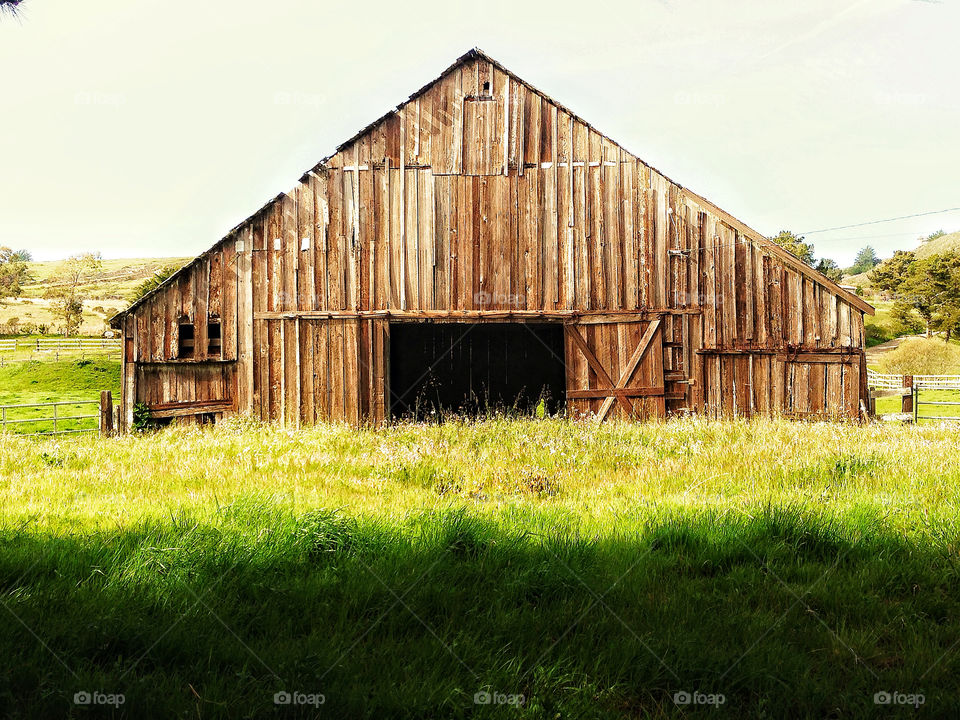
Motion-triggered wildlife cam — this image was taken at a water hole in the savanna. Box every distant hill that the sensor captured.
[1,256,191,336]
[914,230,960,259]
[842,270,872,288]
[842,229,960,289]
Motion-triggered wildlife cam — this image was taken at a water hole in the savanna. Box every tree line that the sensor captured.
[769,229,960,342]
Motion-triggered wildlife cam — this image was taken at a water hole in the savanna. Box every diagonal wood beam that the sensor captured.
[564,325,635,416]
[597,318,662,421]
[568,387,665,399]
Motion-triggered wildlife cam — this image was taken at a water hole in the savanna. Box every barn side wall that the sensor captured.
[118,54,869,427]
[119,242,245,428]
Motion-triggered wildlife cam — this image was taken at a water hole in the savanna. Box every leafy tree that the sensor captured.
[131,265,179,303]
[869,251,916,292]
[909,252,960,341]
[44,252,102,336]
[814,258,843,282]
[10,249,32,262]
[872,251,960,341]
[888,302,924,336]
[848,246,880,275]
[0,246,31,300]
[769,230,815,266]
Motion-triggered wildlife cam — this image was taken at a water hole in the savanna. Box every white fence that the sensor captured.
[0,338,121,353]
[0,338,122,366]
[867,371,960,391]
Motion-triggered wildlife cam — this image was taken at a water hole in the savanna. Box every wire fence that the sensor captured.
[0,400,101,437]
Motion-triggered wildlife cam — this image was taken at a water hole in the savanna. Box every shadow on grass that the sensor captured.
[0,505,958,718]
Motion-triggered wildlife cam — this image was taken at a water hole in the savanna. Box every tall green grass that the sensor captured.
[1,418,959,718]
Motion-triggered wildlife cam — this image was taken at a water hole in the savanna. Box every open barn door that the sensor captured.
[388,322,567,420]
[564,319,666,420]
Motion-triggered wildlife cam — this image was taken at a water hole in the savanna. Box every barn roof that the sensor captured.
[112,47,873,326]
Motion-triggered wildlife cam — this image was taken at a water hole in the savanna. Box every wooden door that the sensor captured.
[564,318,666,420]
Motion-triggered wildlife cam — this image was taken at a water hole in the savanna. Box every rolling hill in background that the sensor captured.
[1,257,191,336]
[914,230,960,259]
[842,229,960,289]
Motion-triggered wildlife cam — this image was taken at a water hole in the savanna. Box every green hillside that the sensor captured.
[1,257,190,336]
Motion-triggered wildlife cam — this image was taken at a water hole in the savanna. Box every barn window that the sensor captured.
[482,80,490,93]
[207,316,222,357]
[177,318,195,359]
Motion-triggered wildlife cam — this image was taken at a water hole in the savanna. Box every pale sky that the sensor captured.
[1,0,957,267]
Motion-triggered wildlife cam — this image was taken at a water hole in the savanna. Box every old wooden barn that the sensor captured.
[111,48,874,430]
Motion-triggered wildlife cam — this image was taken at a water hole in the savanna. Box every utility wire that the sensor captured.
[801,207,960,235]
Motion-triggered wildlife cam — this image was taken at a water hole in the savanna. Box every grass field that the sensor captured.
[0,356,120,435]
[1,418,959,718]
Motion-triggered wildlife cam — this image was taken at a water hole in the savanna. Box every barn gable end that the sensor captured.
[113,48,873,429]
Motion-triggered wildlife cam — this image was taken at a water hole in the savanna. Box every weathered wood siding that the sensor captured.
[116,50,871,428]
[118,243,241,427]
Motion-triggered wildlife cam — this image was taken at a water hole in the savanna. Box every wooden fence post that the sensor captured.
[902,375,914,418]
[100,391,114,437]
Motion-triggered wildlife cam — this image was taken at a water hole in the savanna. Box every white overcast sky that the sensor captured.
[1,0,957,266]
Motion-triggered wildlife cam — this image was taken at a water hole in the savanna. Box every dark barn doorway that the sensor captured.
[389,323,566,420]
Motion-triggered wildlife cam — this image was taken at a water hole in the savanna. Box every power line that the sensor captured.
[800,206,960,235]
[815,230,926,243]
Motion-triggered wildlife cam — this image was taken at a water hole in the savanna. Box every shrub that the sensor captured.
[877,337,960,375]
[132,402,155,432]
[864,321,891,348]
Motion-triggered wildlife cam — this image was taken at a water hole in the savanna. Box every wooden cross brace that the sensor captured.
[565,318,663,421]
